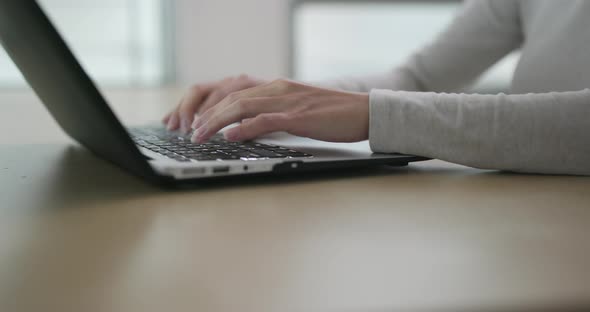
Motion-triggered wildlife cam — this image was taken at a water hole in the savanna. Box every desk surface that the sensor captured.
[1,89,589,312]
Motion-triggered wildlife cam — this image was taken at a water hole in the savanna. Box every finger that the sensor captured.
[193,80,289,130]
[162,111,173,124]
[241,117,254,125]
[193,77,234,116]
[195,89,227,119]
[191,79,295,140]
[178,84,215,134]
[224,113,291,142]
[192,97,282,143]
[164,94,187,129]
[195,76,262,121]
[163,94,186,125]
[167,110,180,131]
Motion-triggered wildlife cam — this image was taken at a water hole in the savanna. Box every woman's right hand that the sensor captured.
[163,74,265,134]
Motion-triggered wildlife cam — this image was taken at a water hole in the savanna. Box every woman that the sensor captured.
[163,0,590,175]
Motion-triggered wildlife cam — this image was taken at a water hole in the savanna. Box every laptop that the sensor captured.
[0,0,428,186]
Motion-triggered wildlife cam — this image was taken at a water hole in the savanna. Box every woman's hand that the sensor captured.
[190,79,370,144]
[163,75,265,134]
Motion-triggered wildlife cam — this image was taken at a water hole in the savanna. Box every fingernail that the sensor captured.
[190,129,199,142]
[224,131,238,141]
[190,126,204,143]
[167,114,177,131]
[193,135,204,144]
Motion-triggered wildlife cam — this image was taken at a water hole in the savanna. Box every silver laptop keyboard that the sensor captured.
[129,126,312,162]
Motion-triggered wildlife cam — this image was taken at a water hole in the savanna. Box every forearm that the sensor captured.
[369,89,590,175]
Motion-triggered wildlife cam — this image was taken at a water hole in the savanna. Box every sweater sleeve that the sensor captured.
[369,89,590,175]
[320,0,523,93]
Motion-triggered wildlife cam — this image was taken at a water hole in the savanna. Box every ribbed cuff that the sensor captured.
[369,89,406,153]
[369,89,437,155]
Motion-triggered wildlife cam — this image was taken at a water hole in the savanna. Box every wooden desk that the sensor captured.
[1,89,589,312]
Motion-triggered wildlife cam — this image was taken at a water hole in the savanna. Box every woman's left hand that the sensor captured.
[190,79,370,144]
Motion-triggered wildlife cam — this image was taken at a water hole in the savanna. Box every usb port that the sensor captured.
[181,168,206,175]
[212,166,230,173]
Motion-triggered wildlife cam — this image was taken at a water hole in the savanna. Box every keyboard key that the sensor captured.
[131,126,312,162]
[216,155,241,160]
[250,149,283,158]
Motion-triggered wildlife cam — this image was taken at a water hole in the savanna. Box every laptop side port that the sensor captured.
[212,166,230,174]
[182,167,206,176]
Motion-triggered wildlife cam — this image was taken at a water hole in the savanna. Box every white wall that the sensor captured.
[173,1,514,92]
[174,0,291,86]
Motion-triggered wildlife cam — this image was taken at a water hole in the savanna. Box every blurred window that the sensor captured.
[292,1,519,93]
[0,0,173,88]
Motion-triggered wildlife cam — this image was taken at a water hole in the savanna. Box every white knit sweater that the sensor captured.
[327,0,590,175]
